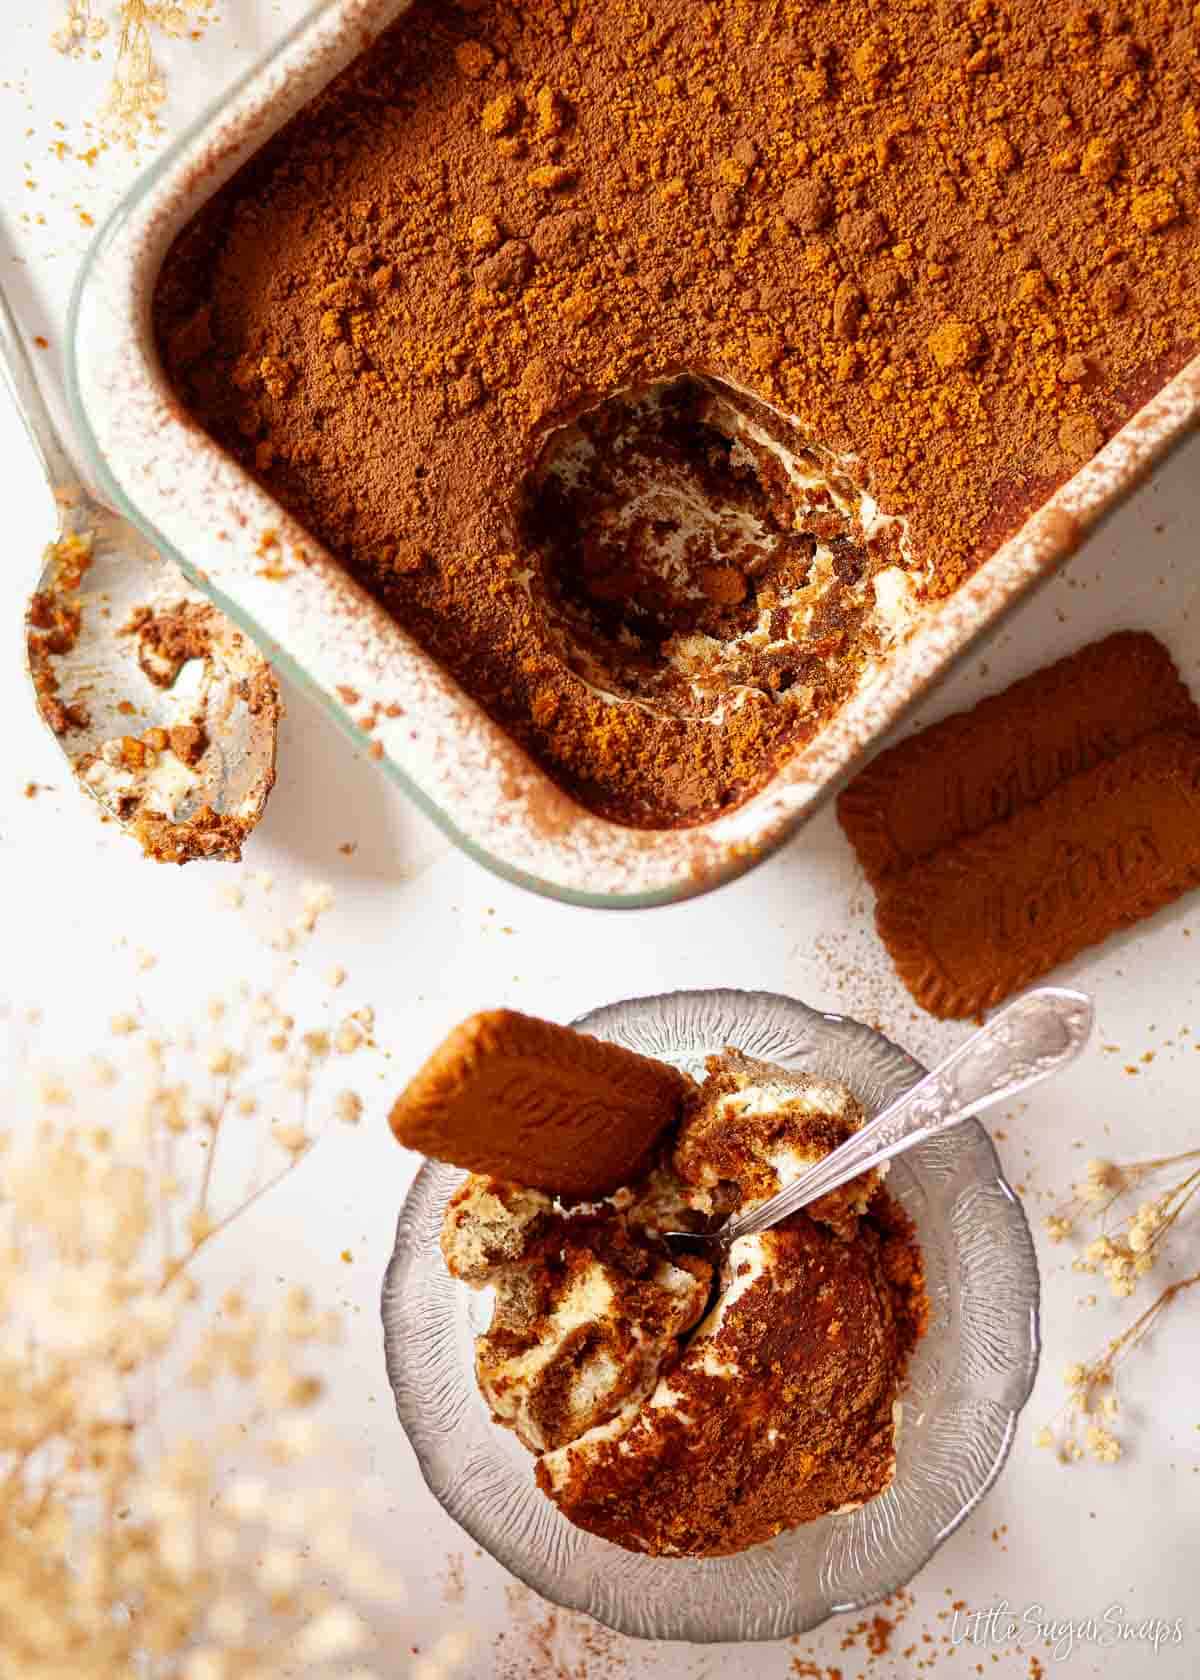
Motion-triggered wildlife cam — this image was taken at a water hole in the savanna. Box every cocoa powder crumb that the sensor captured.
[837,207,889,255]
[481,92,518,135]
[927,319,986,371]
[1131,185,1179,232]
[834,281,867,343]
[454,40,494,79]
[527,163,573,192]
[169,723,208,767]
[782,177,834,232]
[1080,136,1123,182]
[1059,411,1104,461]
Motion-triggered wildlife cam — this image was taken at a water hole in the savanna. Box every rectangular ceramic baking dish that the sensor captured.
[68,0,1200,907]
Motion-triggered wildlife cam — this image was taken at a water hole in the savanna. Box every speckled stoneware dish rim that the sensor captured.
[381,988,1042,1642]
[68,0,1200,907]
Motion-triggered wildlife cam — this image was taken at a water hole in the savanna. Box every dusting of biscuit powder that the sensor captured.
[154,0,1200,831]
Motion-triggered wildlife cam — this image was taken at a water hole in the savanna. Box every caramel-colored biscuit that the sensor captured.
[874,729,1200,1019]
[838,632,1198,886]
[389,1009,691,1197]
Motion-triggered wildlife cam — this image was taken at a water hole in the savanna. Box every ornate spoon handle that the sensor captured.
[722,986,1093,1245]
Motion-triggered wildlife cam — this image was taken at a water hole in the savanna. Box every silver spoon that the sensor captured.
[2,277,279,863]
[664,985,1094,1259]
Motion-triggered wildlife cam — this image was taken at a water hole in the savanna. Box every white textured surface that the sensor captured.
[1,6,1199,1676]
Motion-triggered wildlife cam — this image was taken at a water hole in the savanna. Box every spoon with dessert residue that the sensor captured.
[2,277,280,863]
[663,986,1094,1259]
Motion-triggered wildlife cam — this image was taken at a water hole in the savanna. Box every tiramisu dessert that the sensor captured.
[156,0,1198,829]
[392,1014,927,1557]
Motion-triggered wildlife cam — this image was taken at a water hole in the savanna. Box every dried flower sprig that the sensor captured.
[50,0,109,56]
[1035,1271,1200,1466]
[1044,1149,1200,1297]
[0,991,414,1679]
[1037,1145,1200,1465]
[52,0,212,144]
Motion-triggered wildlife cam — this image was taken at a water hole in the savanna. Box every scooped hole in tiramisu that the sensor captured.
[521,375,916,722]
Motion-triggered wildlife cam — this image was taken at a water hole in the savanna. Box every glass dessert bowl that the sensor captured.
[382,989,1040,1641]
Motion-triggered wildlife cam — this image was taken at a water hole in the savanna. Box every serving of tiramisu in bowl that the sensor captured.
[68,0,1200,904]
[382,990,1040,1641]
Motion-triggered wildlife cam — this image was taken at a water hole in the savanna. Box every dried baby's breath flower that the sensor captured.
[335,1090,364,1126]
[208,1045,238,1076]
[37,1071,73,1106]
[1084,1421,1122,1461]
[1039,1270,1200,1464]
[1045,1145,1200,1298]
[299,881,336,934]
[283,1062,312,1095]
[88,1054,119,1087]
[0,1001,406,1677]
[1039,1143,1200,1463]
[55,0,216,146]
[1035,1149,1196,1276]
[189,1207,216,1245]
[1127,1198,1167,1253]
[273,1122,312,1156]
[50,0,108,56]
[335,1019,366,1054]
[1082,1156,1124,1195]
